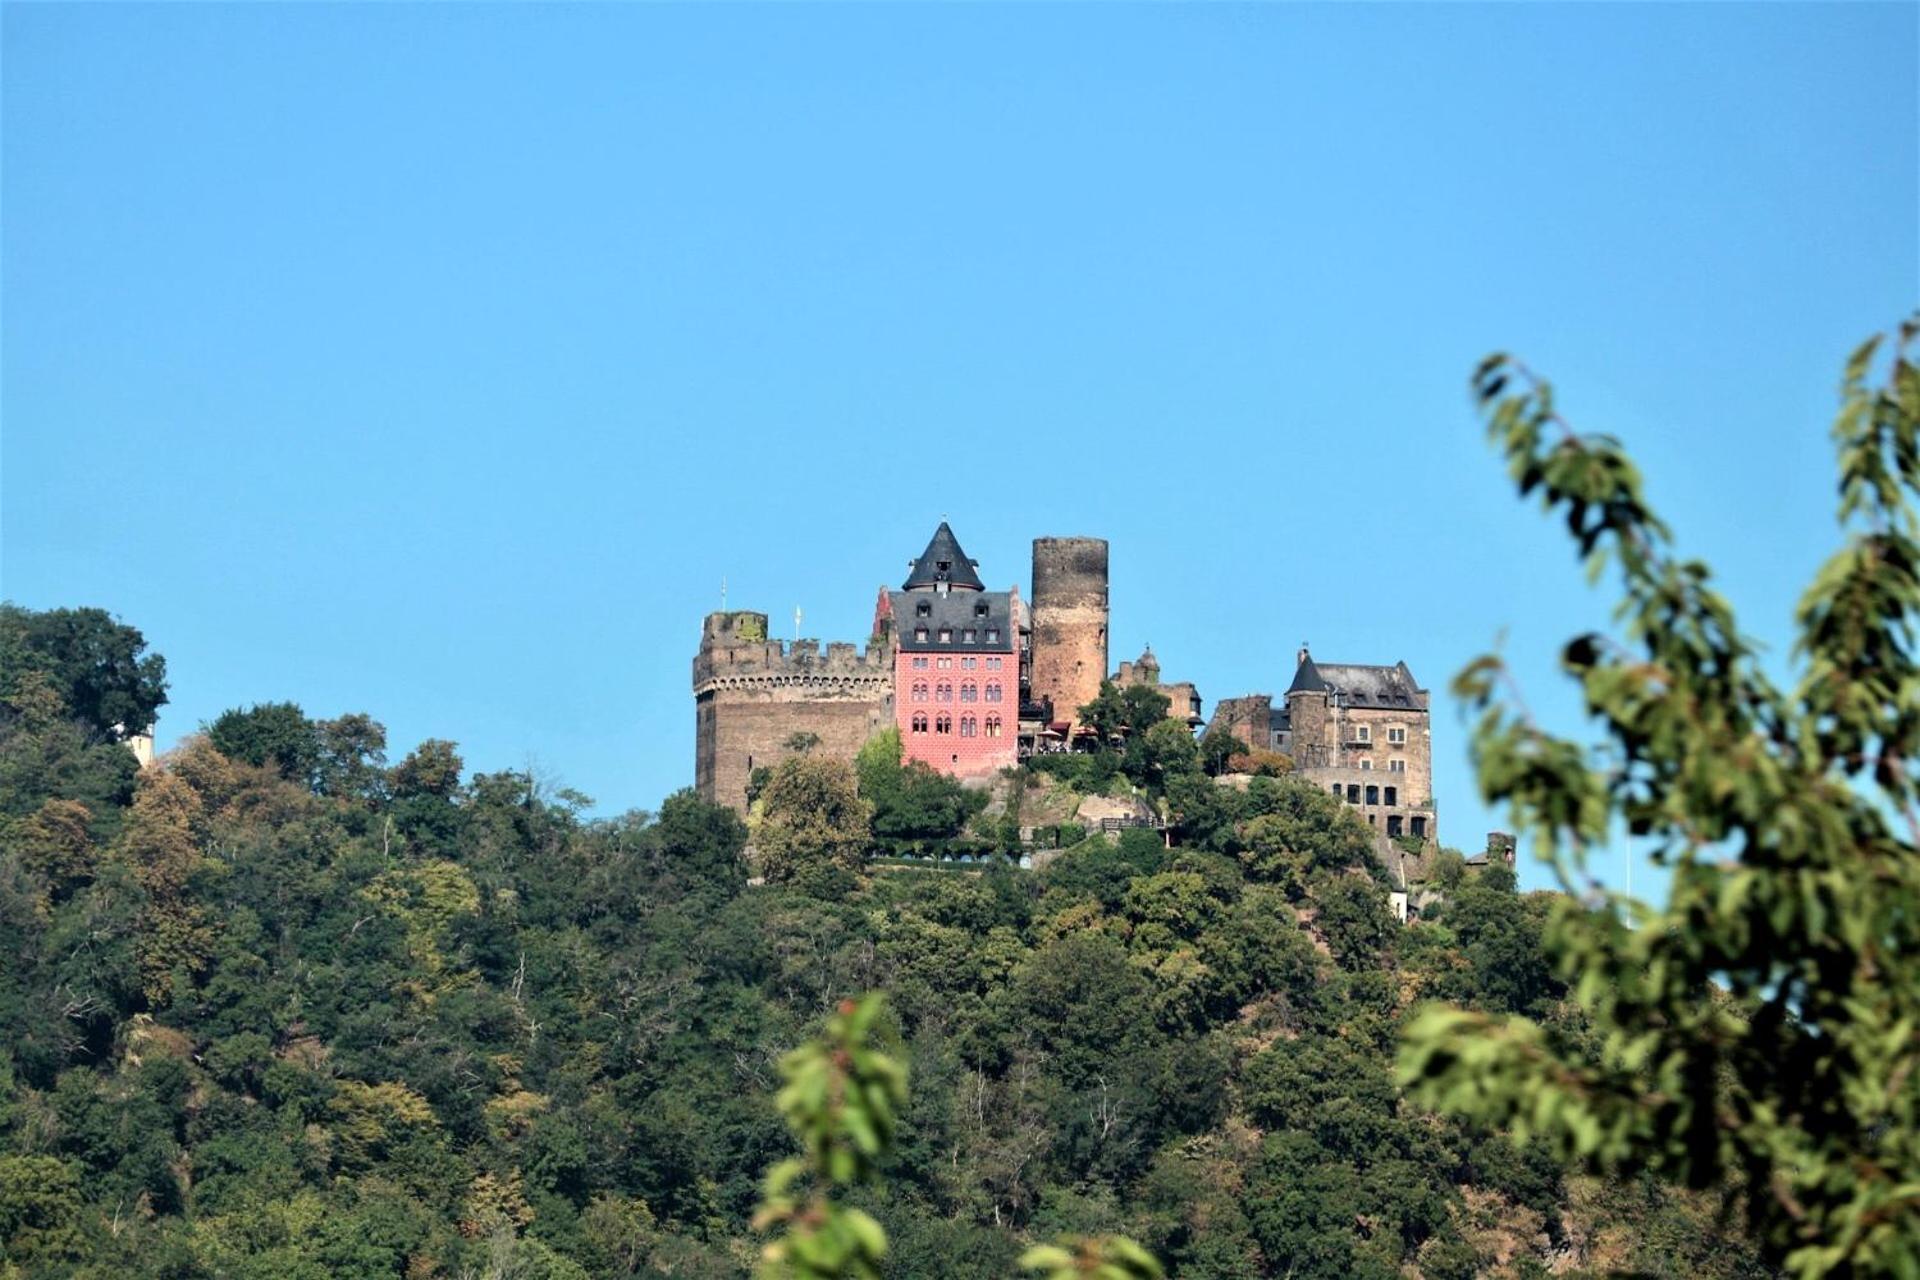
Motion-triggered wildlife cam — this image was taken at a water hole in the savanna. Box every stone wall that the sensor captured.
[1286,693,1432,811]
[1208,694,1273,750]
[1029,537,1109,729]
[693,611,893,814]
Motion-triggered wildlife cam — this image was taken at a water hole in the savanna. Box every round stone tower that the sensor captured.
[1029,537,1109,730]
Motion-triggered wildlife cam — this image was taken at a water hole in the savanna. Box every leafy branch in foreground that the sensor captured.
[1399,316,1920,1278]
[753,995,907,1279]
[752,994,1165,1280]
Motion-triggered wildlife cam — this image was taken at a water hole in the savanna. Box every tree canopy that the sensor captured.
[1400,316,1920,1277]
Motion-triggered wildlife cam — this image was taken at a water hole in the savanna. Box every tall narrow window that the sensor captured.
[1365,784,1380,805]
[912,681,928,702]
[1384,786,1398,806]
[985,715,1001,738]
[936,713,952,735]
[960,716,977,738]
[960,683,977,703]
[937,682,952,702]
[911,713,928,734]
[985,682,1002,702]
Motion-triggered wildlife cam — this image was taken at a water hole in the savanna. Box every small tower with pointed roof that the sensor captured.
[904,521,986,595]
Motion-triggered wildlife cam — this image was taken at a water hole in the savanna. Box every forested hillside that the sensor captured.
[0,604,1767,1279]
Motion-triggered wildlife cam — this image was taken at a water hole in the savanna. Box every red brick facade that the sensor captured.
[893,643,1018,778]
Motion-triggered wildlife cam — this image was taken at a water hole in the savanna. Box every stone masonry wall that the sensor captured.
[1208,695,1273,751]
[1029,537,1109,729]
[693,611,893,815]
[1285,693,1432,809]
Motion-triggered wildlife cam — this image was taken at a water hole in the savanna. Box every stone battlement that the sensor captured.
[693,611,893,691]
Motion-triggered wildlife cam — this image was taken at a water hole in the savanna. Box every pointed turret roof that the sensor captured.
[903,522,985,592]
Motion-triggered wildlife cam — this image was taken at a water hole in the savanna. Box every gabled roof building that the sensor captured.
[1209,645,1437,846]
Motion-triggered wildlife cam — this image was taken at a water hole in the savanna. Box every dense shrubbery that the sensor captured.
[0,607,1766,1278]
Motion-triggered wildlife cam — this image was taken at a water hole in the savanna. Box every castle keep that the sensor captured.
[692,610,894,812]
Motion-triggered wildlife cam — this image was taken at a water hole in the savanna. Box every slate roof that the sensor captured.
[890,590,1016,652]
[1269,705,1292,733]
[903,522,985,592]
[1286,656,1427,710]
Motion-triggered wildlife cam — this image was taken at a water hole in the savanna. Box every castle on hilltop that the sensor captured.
[695,523,1126,813]
[693,522,1434,847]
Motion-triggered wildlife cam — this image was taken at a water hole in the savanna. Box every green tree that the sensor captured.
[0,1154,86,1265]
[1308,871,1395,973]
[314,712,388,801]
[208,702,318,783]
[0,604,169,739]
[755,756,873,884]
[1124,718,1202,791]
[391,737,465,798]
[1080,682,1172,745]
[1400,318,1920,1276]
[648,787,750,901]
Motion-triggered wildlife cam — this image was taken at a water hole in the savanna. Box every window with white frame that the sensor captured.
[1389,759,1406,773]
[1387,726,1407,745]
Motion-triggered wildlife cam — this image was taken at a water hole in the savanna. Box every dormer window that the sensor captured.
[938,628,952,643]
[974,603,989,617]
[985,628,1000,644]
[963,628,977,643]
[936,560,951,571]
[915,627,929,642]
[916,601,931,618]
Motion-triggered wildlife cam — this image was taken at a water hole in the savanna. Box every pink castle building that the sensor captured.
[880,523,1020,778]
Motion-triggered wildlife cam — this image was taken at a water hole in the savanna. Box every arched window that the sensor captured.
[985,682,1002,703]
[960,716,977,738]
[911,713,928,734]
[935,713,952,735]
[937,682,952,702]
[911,681,928,702]
[984,715,1002,738]
[960,682,977,703]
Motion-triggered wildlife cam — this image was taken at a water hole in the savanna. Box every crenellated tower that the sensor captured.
[692,610,894,814]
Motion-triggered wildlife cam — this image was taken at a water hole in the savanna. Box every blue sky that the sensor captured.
[4,3,1914,895]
